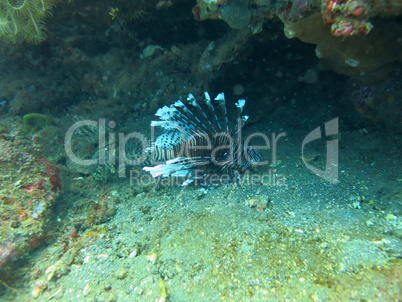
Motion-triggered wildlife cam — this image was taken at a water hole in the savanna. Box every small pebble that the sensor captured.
[129,248,139,258]
[115,268,128,280]
[104,281,112,291]
[108,292,118,302]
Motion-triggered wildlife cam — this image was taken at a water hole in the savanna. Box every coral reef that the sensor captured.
[0,137,61,269]
[0,0,55,43]
[283,13,402,79]
[193,0,402,79]
[349,75,402,131]
[323,0,373,36]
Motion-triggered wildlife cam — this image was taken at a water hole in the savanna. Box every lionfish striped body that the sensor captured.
[143,92,262,186]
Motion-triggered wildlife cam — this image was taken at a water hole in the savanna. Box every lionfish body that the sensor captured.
[143,92,262,186]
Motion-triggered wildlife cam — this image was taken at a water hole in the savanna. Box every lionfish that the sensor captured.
[143,92,262,186]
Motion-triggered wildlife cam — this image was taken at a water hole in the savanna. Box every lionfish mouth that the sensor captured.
[143,92,263,186]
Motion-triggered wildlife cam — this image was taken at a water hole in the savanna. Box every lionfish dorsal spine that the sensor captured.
[229,99,248,136]
[186,93,217,134]
[202,92,223,133]
[170,99,207,137]
[214,92,230,133]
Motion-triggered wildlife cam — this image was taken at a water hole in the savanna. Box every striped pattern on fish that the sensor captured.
[143,92,262,186]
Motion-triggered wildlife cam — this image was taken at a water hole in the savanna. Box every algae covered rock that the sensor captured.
[23,113,55,133]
